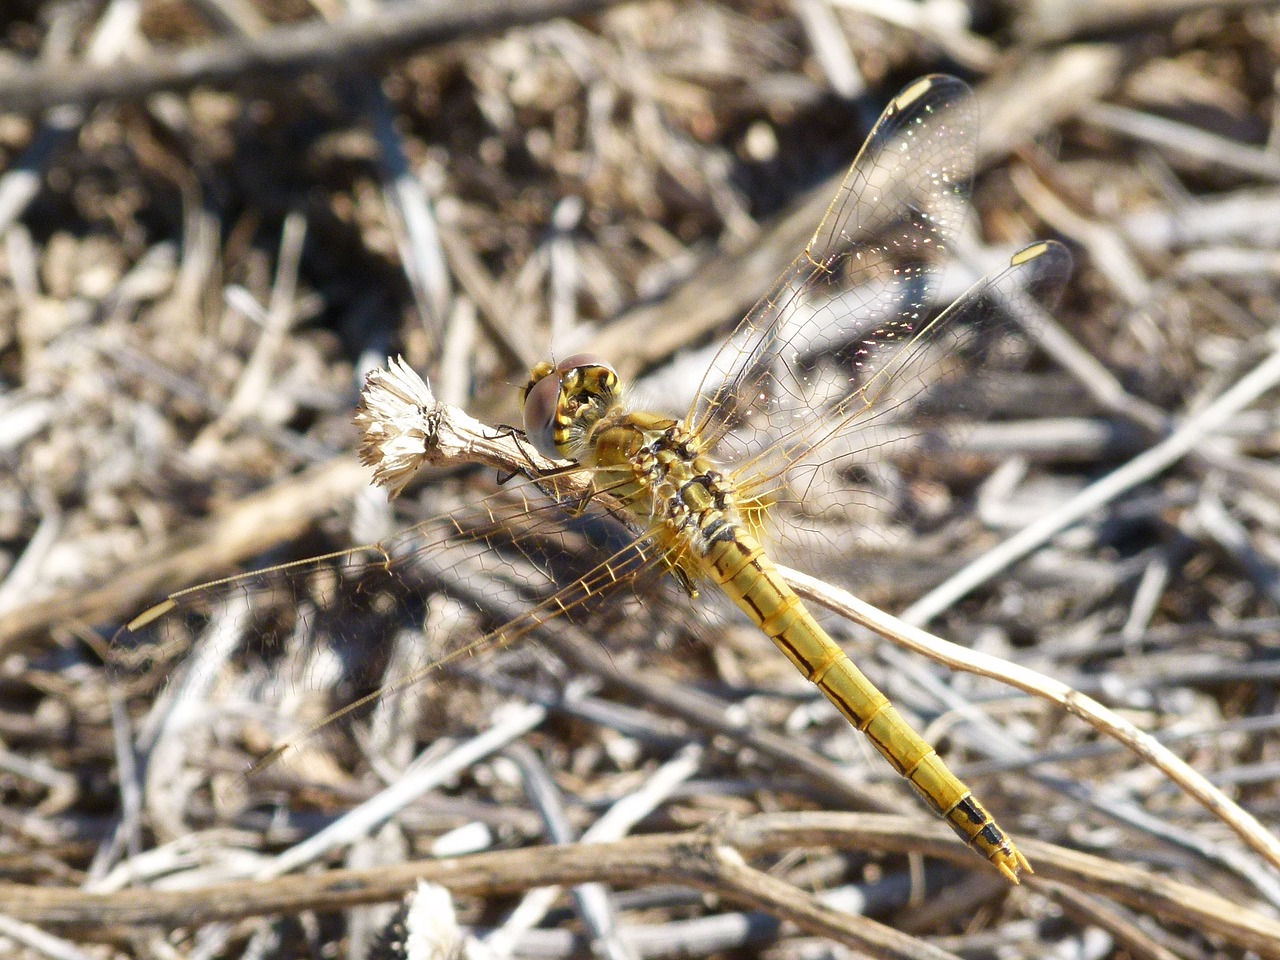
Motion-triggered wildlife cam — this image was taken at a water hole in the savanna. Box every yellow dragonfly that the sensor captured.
[119,74,1069,883]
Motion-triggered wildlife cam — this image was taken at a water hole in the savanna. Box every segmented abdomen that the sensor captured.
[700,527,1030,882]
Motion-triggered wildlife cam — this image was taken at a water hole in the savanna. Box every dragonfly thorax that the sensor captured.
[523,356,744,582]
[586,411,744,562]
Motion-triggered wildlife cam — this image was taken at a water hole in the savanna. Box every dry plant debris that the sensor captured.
[1,1,1279,958]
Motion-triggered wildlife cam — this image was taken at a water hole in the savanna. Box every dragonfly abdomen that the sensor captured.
[701,529,1031,883]
[583,409,1029,880]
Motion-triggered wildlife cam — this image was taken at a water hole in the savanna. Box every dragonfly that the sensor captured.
[118,74,1069,883]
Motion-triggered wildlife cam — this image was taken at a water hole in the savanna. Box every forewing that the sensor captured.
[685,74,977,454]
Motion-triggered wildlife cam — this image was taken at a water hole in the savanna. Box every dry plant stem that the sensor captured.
[531,599,900,815]
[792,0,865,99]
[216,212,308,431]
[385,389,1280,876]
[0,458,370,654]
[194,0,271,36]
[827,0,997,70]
[4,815,1279,957]
[438,223,541,372]
[507,743,635,960]
[260,704,547,879]
[1018,0,1280,43]
[1083,101,1280,181]
[369,91,454,346]
[903,341,1280,626]
[0,913,97,960]
[0,0,633,115]
[0,830,959,960]
[483,745,703,959]
[1037,882,1183,960]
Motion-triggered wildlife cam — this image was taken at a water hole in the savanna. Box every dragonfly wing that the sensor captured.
[685,74,978,454]
[730,240,1073,587]
[111,474,671,770]
[670,73,1072,585]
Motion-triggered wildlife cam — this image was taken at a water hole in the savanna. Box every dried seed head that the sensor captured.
[403,880,464,960]
[354,356,437,499]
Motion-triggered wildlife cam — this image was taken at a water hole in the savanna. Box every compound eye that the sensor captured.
[556,353,616,377]
[522,368,564,460]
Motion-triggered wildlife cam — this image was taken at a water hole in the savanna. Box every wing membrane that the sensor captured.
[735,241,1073,503]
[111,471,673,769]
[686,74,977,453]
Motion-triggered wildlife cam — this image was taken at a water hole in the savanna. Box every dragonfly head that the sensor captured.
[522,354,620,461]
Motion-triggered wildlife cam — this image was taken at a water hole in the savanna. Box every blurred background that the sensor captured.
[1,1,1279,958]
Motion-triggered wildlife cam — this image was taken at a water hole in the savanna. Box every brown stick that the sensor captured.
[3,814,1278,957]
[0,0,630,115]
